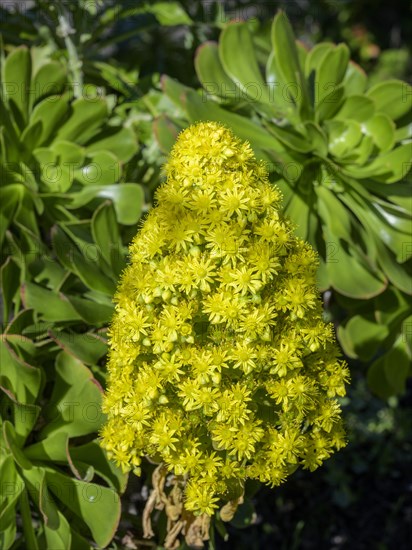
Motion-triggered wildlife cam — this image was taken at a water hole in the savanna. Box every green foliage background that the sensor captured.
[0,1,411,549]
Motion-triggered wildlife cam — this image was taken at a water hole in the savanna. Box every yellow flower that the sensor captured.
[99,121,349,518]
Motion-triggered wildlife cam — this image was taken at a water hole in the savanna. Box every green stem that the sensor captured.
[19,490,39,550]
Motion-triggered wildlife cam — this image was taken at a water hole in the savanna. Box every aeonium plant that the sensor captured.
[99,122,350,548]
[159,11,412,301]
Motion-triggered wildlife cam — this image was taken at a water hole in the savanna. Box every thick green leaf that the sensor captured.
[0,339,41,404]
[68,184,144,225]
[56,98,108,144]
[0,184,25,246]
[374,288,411,327]
[3,421,32,470]
[326,120,362,157]
[337,314,389,361]
[20,120,43,154]
[303,121,328,156]
[266,123,312,153]
[375,240,412,294]
[64,294,114,325]
[25,432,69,463]
[0,455,23,550]
[265,50,299,120]
[22,467,60,529]
[4,46,31,124]
[219,23,271,104]
[69,441,128,493]
[0,388,40,443]
[41,351,104,438]
[283,189,311,240]
[195,42,237,102]
[153,114,182,153]
[22,282,82,322]
[31,62,67,107]
[342,134,374,165]
[43,510,72,550]
[86,126,137,163]
[91,200,124,273]
[366,79,412,120]
[368,335,411,398]
[20,489,39,550]
[160,74,193,108]
[316,85,345,121]
[348,143,412,183]
[75,150,121,186]
[316,186,352,238]
[323,227,387,298]
[45,468,121,548]
[333,95,375,122]
[316,44,350,105]
[271,12,309,115]
[49,330,107,365]
[342,61,367,95]
[147,2,192,25]
[0,257,20,323]
[362,113,395,152]
[29,94,71,146]
[305,42,333,78]
[51,140,85,166]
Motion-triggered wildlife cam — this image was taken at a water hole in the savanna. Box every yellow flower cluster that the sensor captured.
[100,122,350,517]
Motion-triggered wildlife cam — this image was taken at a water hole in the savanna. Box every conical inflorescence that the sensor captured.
[100,122,349,517]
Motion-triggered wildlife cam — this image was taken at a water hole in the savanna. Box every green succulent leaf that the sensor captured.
[0,338,41,404]
[45,468,121,548]
[22,466,60,530]
[337,314,389,361]
[346,143,412,183]
[43,510,72,550]
[49,330,107,365]
[69,441,128,493]
[219,23,271,104]
[0,455,23,550]
[333,95,375,122]
[153,114,182,153]
[91,200,125,275]
[146,1,192,25]
[323,226,387,298]
[195,42,237,102]
[342,61,367,95]
[86,126,137,163]
[64,294,114,325]
[22,282,83,322]
[0,256,20,323]
[4,46,31,125]
[366,79,412,120]
[3,421,32,470]
[56,97,109,144]
[271,11,310,116]
[25,432,69,463]
[40,351,103,438]
[305,42,334,78]
[67,183,144,225]
[29,94,71,146]
[367,333,411,398]
[30,62,66,108]
[315,44,350,105]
